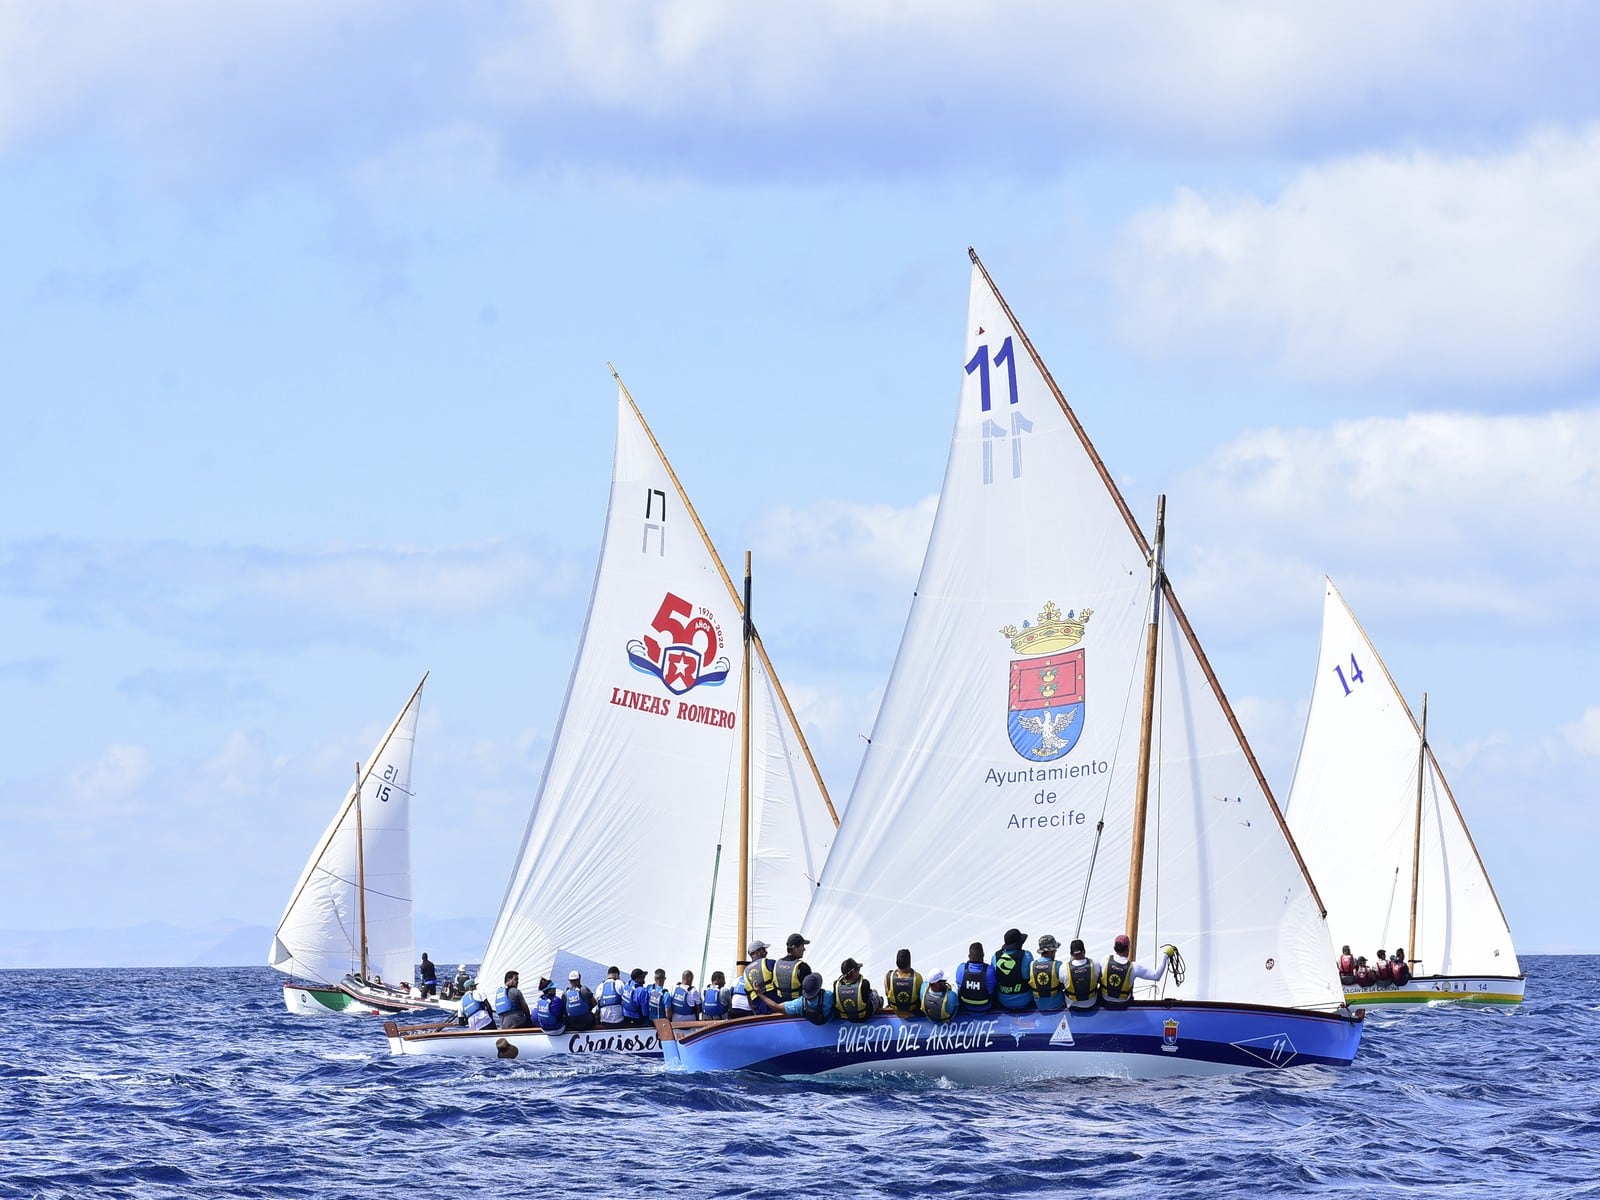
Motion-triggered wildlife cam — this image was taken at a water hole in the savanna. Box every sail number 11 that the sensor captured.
[966,336,1033,484]
[1332,654,1365,696]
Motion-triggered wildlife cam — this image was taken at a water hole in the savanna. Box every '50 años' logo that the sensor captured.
[627,592,731,695]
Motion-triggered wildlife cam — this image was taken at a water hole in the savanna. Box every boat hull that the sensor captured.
[384,1018,665,1061]
[283,982,366,1016]
[1344,974,1525,1007]
[659,1002,1363,1081]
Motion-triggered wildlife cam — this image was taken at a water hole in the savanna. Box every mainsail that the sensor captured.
[476,377,837,990]
[269,677,424,990]
[800,254,1345,1012]
[1285,578,1519,979]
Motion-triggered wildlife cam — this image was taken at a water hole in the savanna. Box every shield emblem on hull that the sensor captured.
[1007,650,1085,761]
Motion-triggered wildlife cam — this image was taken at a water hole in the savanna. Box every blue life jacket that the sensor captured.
[646,983,668,1020]
[535,993,565,1031]
[669,984,697,1019]
[461,991,485,1018]
[619,978,643,1019]
[565,986,594,1026]
[701,985,727,1019]
[493,985,517,1016]
[597,978,624,1022]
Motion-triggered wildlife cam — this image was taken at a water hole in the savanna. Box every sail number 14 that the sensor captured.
[1332,654,1365,696]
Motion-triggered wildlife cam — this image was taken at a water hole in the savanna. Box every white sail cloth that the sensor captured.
[801,262,1345,1012]
[1286,578,1519,978]
[477,385,835,990]
[269,681,423,989]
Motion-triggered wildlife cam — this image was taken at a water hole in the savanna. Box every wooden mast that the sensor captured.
[1408,693,1427,964]
[354,760,369,984]
[737,552,753,967]
[1124,496,1166,958]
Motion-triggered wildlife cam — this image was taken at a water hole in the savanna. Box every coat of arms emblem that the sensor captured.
[1000,602,1090,762]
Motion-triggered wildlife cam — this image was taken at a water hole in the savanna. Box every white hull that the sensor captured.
[384,1018,663,1060]
[1345,974,1525,1007]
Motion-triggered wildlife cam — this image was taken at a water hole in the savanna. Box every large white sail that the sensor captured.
[269,678,424,990]
[1285,578,1519,979]
[477,381,835,990]
[801,259,1344,1012]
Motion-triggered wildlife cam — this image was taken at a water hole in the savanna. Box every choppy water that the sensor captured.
[2,956,1596,1198]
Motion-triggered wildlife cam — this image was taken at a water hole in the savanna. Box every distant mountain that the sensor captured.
[0,915,491,970]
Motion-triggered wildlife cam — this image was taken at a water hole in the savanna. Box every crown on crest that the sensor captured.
[1000,601,1092,655]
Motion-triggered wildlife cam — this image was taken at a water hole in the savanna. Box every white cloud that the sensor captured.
[753,496,935,587]
[66,742,152,815]
[1169,408,1600,637]
[0,537,577,650]
[1113,127,1600,388]
[1563,708,1600,757]
[5,3,1599,181]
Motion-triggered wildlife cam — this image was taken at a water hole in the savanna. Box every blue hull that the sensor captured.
[661,1001,1362,1081]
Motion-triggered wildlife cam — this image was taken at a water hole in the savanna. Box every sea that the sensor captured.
[3,955,1597,1199]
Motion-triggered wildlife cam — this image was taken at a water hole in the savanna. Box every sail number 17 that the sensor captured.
[1332,654,1365,696]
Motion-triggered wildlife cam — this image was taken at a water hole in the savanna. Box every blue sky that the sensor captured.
[3,2,1596,960]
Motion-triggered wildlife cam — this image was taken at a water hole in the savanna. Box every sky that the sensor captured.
[2,1,1596,962]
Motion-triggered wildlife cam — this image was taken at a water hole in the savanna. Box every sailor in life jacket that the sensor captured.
[645,969,670,1021]
[1352,956,1375,987]
[783,972,836,1025]
[1063,938,1103,1010]
[459,987,496,1030]
[742,940,783,1014]
[534,984,566,1033]
[1337,945,1357,986]
[833,957,878,1023]
[1374,949,1393,986]
[563,970,597,1031]
[668,970,702,1021]
[595,966,627,1026]
[1028,934,1067,1012]
[771,933,813,1003]
[992,928,1035,1011]
[956,942,997,1013]
[882,948,924,1018]
[1389,948,1412,986]
[1100,934,1174,1007]
[492,969,533,1029]
[700,970,729,1020]
[729,973,753,1018]
[919,970,959,1022]
[619,968,647,1025]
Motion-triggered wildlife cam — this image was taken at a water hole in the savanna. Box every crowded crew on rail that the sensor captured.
[1335,944,1413,988]
[451,928,1187,1033]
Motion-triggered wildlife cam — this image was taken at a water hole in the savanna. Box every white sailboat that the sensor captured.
[660,250,1362,1080]
[270,676,436,1016]
[385,372,838,1059]
[1285,578,1524,1007]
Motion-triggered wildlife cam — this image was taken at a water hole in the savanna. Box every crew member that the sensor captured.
[1101,934,1175,1007]
[956,942,996,1013]
[993,928,1034,1011]
[833,958,877,1022]
[1029,934,1066,1012]
[882,948,923,1018]
[919,970,959,1023]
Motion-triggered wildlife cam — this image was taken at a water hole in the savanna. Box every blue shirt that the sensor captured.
[782,991,836,1021]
